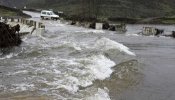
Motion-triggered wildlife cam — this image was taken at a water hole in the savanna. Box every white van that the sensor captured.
[40,10,59,20]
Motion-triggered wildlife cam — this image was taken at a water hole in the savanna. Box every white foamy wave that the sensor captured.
[76,54,115,80]
[75,29,105,34]
[0,53,18,60]
[54,76,80,93]
[94,37,135,56]
[47,21,65,27]
[37,36,82,51]
[46,54,115,93]
[5,53,14,58]
[86,88,111,100]
[126,33,140,36]
[50,41,82,51]
[10,83,35,93]
[7,70,28,76]
[63,42,82,51]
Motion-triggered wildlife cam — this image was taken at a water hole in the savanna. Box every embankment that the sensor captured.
[0,5,30,18]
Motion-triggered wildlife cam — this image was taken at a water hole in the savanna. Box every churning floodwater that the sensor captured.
[0,11,175,100]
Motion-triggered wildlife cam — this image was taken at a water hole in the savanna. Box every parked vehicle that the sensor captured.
[40,10,59,20]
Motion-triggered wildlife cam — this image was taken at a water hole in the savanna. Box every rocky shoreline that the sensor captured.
[0,22,22,48]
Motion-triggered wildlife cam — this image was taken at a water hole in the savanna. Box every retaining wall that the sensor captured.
[0,17,45,36]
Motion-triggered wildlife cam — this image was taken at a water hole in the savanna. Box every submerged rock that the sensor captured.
[0,22,22,48]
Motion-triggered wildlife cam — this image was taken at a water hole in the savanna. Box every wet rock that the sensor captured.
[172,31,175,38]
[109,25,116,31]
[142,27,157,36]
[0,22,22,48]
[102,22,110,30]
[89,22,96,29]
[155,29,164,36]
[70,21,76,25]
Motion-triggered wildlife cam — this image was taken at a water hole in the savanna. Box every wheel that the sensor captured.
[41,16,44,20]
[51,17,54,20]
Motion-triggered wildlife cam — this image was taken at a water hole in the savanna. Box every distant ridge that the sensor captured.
[1,0,175,18]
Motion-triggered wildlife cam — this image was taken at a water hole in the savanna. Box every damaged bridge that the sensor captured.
[0,17,45,48]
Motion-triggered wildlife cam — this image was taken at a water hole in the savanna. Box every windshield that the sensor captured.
[50,12,56,15]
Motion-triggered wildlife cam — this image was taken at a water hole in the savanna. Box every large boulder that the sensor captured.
[0,22,22,48]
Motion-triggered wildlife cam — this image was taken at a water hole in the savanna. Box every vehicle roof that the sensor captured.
[41,10,53,12]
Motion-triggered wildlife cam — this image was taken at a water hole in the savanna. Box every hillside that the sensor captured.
[1,0,175,19]
[0,5,30,17]
[24,0,175,18]
[0,0,26,8]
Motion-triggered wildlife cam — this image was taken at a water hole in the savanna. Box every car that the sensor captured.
[40,10,59,20]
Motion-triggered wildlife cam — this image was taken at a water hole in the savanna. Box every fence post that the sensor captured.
[34,21,37,28]
[11,18,14,22]
[17,19,20,22]
[95,23,103,30]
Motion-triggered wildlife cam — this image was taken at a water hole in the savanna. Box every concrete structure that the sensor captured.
[34,28,45,36]
[0,17,45,36]
[115,24,127,32]
[142,27,157,36]
[96,23,103,30]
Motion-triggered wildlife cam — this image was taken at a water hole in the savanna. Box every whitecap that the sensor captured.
[55,41,82,51]
[86,88,111,100]
[76,54,116,80]
[44,54,115,93]
[0,53,16,60]
[75,29,105,34]
[10,83,35,92]
[126,33,140,36]
[94,37,135,56]
[7,70,28,76]
[55,76,80,93]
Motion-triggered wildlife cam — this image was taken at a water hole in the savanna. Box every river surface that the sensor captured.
[0,11,175,100]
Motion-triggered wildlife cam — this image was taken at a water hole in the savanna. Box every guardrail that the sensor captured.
[0,17,45,29]
[0,17,45,35]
